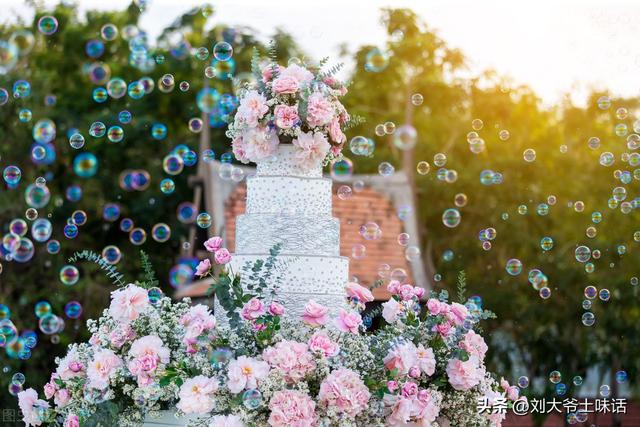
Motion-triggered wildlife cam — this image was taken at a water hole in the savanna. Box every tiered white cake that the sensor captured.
[215,145,349,321]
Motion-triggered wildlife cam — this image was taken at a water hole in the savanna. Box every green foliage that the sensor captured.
[137,250,158,289]
[67,250,126,286]
[456,270,467,303]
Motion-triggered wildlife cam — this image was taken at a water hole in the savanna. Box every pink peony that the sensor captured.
[236,90,268,127]
[109,284,149,323]
[328,118,346,144]
[241,298,266,320]
[306,92,334,127]
[195,259,211,277]
[448,302,469,326]
[401,381,419,397]
[435,322,453,337]
[176,375,219,414]
[128,335,171,386]
[427,298,445,315]
[384,341,418,376]
[272,75,300,94]
[55,349,84,381]
[214,248,231,265]
[308,331,340,357]
[204,236,223,253]
[385,391,440,426]
[181,304,216,343]
[63,415,79,427]
[335,309,362,334]
[292,131,331,171]
[274,104,299,129]
[263,340,316,383]
[416,345,436,376]
[243,126,279,162]
[345,282,374,302]
[381,298,403,324]
[54,389,71,407]
[412,390,440,425]
[398,284,415,301]
[87,349,122,390]
[301,300,329,326]
[268,302,285,316]
[268,389,316,427]
[18,388,48,426]
[459,330,488,360]
[226,356,269,394]
[209,414,244,427]
[281,63,314,84]
[319,368,370,417]
[446,356,483,391]
[232,136,250,164]
[413,287,425,299]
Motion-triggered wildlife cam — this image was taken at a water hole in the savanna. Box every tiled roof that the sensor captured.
[224,183,414,300]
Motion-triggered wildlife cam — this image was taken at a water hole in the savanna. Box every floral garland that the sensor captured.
[20,237,518,426]
[226,53,353,171]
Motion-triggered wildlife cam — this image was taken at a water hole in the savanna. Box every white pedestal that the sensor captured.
[142,410,193,426]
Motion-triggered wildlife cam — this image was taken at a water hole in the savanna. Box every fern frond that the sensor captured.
[138,250,159,289]
[342,114,366,131]
[67,250,126,286]
[456,270,467,303]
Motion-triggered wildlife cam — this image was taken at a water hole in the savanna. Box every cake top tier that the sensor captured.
[256,144,323,178]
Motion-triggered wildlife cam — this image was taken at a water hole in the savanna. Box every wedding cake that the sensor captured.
[215,145,348,320]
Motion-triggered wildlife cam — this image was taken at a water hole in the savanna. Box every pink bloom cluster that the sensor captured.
[127,335,171,386]
[446,355,484,391]
[86,349,122,390]
[386,386,440,426]
[263,340,316,383]
[226,356,270,394]
[196,236,232,277]
[18,389,49,427]
[268,389,317,427]
[180,304,216,351]
[384,341,436,378]
[381,281,424,323]
[108,284,149,323]
[176,375,219,414]
[318,368,370,417]
[229,60,350,170]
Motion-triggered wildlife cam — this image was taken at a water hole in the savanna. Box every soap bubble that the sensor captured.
[597,96,611,109]
[574,246,591,263]
[188,118,203,133]
[411,93,423,106]
[151,223,171,242]
[163,154,184,175]
[31,219,52,242]
[471,119,483,130]
[498,130,510,141]
[129,228,147,245]
[120,218,134,232]
[151,123,167,140]
[505,259,523,276]
[331,158,353,181]
[37,16,58,35]
[582,312,595,326]
[213,41,233,61]
[360,222,382,241]
[19,109,32,122]
[64,301,82,319]
[242,389,263,410]
[378,162,395,177]
[351,244,366,260]
[100,24,118,41]
[433,153,447,167]
[599,288,610,301]
[336,185,352,200]
[106,78,127,98]
[454,193,468,207]
[393,125,417,150]
[169,264,194,288]
[127,80,145,99]
[3,166,21,185]
[177,202,197,224]
[12,238,35,263]
[196,213,212,228]
[416,161,430,175]
[364,48,389,72]
[89,121,106,138]
[46,240,60,254]
[25,184,50,208]
[107,126,124,143]
[33,119,56,144]
[85,39,105,58]
[539,287,551,299]
[59,265,80,286]
[442,208,461,228]
[69,133,85,149]
[540,237,554,251]
[0,41,18,75]
[38,314,62,335]
[599,152,615,166]
[160,178,175,194]
[523,149,536,162]
[349,136,375,156]
[12,80,31,98]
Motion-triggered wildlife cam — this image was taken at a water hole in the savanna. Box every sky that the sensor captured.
[1,0,638,107]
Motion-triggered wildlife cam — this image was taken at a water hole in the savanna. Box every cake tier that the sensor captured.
[214,253,349,323]
[246,175,333,216]
[256,144,322,178]
[235,213,340,256]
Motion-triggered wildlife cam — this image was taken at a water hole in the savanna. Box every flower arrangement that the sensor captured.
[20,239,517,426]
[226,49,359,170]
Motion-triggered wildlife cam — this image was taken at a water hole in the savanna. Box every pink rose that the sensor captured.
[214,248,231,265]
[241,298,266,320]
[435,322,453,336]
[387,280,402,295]
[384,342,418,376]
[43,382,56,399]
[501,378,520,401]
[274,104,299,129]
[416,345,436,376]
[109,284,149,323]
[227,356,269,394]
[243,126,279,162]
[387,380,398,392]
[401,381,419,397]
[335,309,362,334]
[176,375,219,414]
[446,356,482,391]
[301,300,329,326]
[128,335,171,386]
[413,287,425,299]
[195,259,211,277]
[181,304,216,343]
[318,368,370,417]
[292,131,331,171]
[87,349,123,390]
[328,118,346,144]
[109,324,135,348]
[268,389,317,427]
[306,92,334,127]
[272,75,300,94]
[54,389,71,407]
[448,302,469,326]
[63,415,79,427]
[408,366,421,378]
[345,282,374,303]
[204,236,223,252]
[263,340,316,383]
[308,331,340,357]
[381,298,402,324]
[268,302,285,316]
